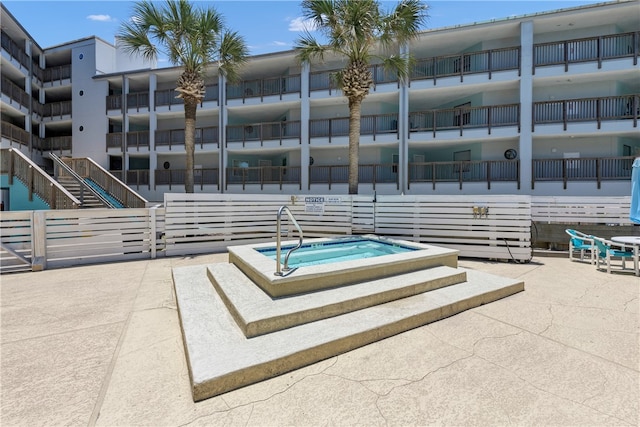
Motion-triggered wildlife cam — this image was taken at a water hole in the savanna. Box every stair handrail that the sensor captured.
[83,157,147,208]
[275,205,304,276]
[0,148,79,209]
[49,152,116,209]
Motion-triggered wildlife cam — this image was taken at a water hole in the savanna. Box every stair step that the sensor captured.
[208,263,466,337]
[173,264,524,401]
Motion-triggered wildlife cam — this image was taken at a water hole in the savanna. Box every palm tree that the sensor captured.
[118,0,247,193]
[295,0,427,194]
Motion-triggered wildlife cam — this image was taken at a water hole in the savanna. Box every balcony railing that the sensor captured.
[409,104,520,136]
[309,64,397,93]
[1,76,30,107]
[154,84,218,108]
[155,168,219,189]
[226,121,301,146]
[533,94,639,130]
[309,114,398,142]
[126,131,150,150]
[309,164,399,190]
[532,156,635,189]
[1,121,29,147]
[411,47,520,82]
[43,101,72,118]
[227,75,301,100]
[534,31,639,70]
[407,160,520,190]
[1,31,30,69]
[39,136,72,152]
[155,126,219,149]
[106,133,123,149]
[226,166,301,190]
[42,64,71,83]
[127,92,149,111]
[126,170,150,188]
[106,94,122,111]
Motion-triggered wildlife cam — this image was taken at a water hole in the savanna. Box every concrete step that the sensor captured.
[208,263,467,338]
[173,265,524,401]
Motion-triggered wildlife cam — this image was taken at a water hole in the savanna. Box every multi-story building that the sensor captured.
[1,0,639,207]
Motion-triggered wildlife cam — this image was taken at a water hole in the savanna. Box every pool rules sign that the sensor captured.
[304,196,342,214]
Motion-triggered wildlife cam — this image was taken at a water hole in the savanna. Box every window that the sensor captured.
[453,102,471,127]
[392,154,399,174]
[454,150,471,173]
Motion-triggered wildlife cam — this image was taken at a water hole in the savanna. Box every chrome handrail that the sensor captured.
[275,205,303,276]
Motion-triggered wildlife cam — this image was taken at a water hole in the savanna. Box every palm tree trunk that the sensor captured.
[348,98,362,195]
[184,98,197,193]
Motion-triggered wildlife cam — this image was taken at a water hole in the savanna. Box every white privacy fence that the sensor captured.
[531,196,633,225]
[374,195,531,261]
[1,194,633,272]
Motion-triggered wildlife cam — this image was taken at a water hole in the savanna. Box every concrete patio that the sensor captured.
[1,252,638,426]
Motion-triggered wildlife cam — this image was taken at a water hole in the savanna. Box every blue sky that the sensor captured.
[5,0,604,57]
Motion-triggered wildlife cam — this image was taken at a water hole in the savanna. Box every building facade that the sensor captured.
[2,1,639,203]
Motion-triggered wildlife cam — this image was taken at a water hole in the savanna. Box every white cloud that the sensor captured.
[273,41,288,46]
[288,17,317,32]
[87,14,115,22]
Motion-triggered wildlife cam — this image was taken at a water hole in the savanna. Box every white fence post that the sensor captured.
[31,210,46,271]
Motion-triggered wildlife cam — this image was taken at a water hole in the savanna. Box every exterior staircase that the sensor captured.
[50,153,147,209]
[55,175,107,209]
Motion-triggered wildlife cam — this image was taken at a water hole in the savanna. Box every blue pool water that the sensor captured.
[257,237,418,268]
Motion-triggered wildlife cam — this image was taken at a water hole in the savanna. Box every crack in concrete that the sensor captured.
[463,314,635,425]
[538,304,554,335]
[623,296,638,313]
[179,357,341,426]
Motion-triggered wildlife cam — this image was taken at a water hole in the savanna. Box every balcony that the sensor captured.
[1,76,29,109]
[407,160,520,190]
[309,164,399,190]
[532,94,639,130]
[226,166,301,190]
[30,135,72,152]
[1,121,29,147]
[155,126,219,150]
[309,114,398,143]
[226,121,301,146]
[1,31,29,69]
[42,64,71,84]
[534,31,639,71]
[411,47,520,82]
[155,168,219,189]
[43,100,72,118]
[127,92,149,112]
[309,64,396,94]
[126,170,150,188]
[106,94,122,112]
[227,75,301,101]
[532,156,635,189]
[126,131,150,150]
[409,104,520,137]
[106,133,123,150]
[154,84,218,109]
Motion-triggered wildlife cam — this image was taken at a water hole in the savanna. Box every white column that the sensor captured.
[398,42,410,194]
[519,20,534,193]
[149,74,157,190]
[300,61,311,193]
[219,74,227,192]
[123,75,130,173]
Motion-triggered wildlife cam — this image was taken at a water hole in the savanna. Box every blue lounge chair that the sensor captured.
[565,229,595,264]
[592,236,639,276]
